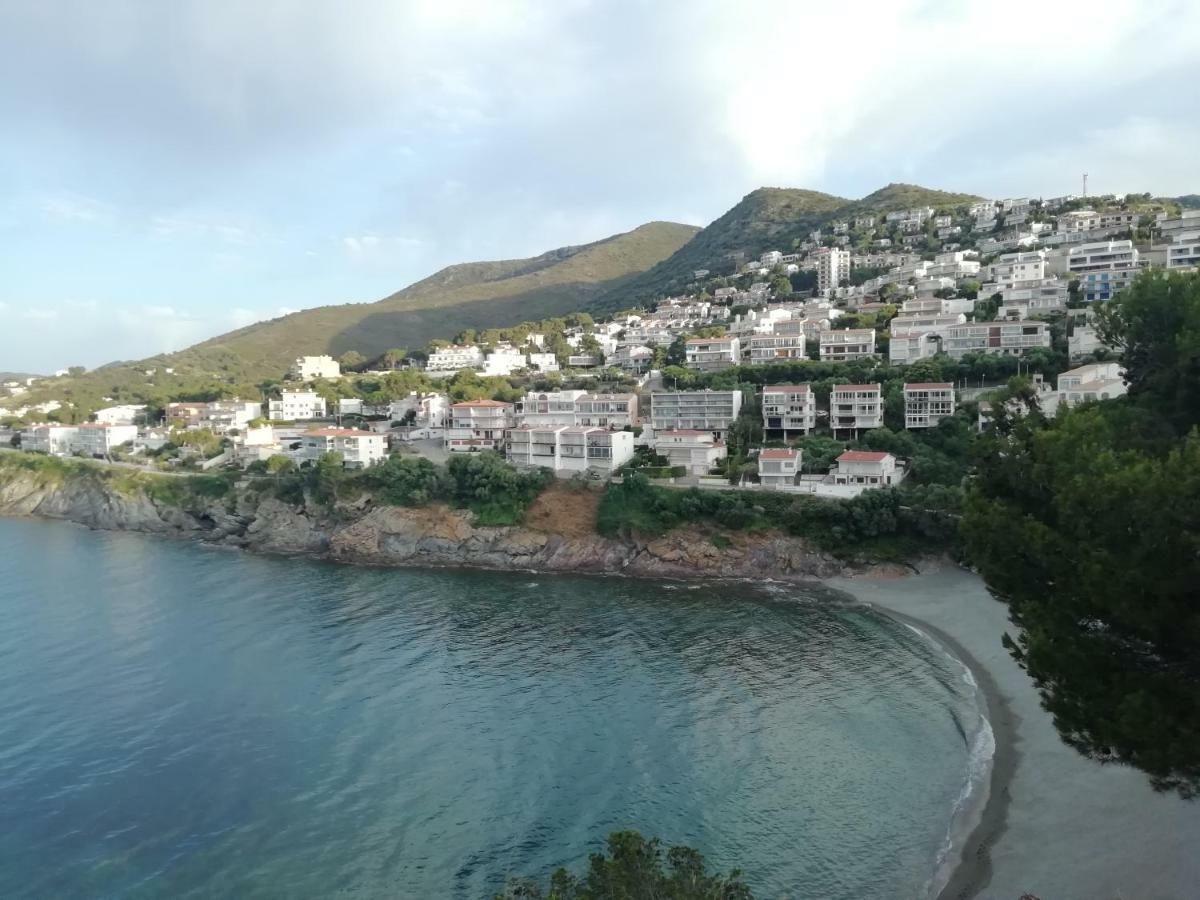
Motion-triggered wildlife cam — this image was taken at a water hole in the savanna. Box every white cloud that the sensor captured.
[342,233,424,261]
[38,191,113,224]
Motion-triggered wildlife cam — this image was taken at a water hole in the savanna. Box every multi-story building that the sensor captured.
[290,355,341,381]
[507,426,634,475]
[166,401,208,428]
[575,393,638,429]
[1057,363,1127,407]
[1068,324,1108,359]
[904,383,956,429]
[943,321,1051,358]
[995,278,1069,316]
[1057,209,1101,234]
[527,352,560,372]
[93,404,146,426]
[269,390,327,421]
[684,336,741,371]
[650,390,742,437]
[757,448,801,489]
[987,250,1047,285]
[22,424,79,455]
[819,328,877,362]
[652,430,727,475]
[829,383,883,434]
[1166,230,1200,270]
[1067,240,1139,302]
[481,347,528,377]
[426,344,485,374]
[831,451,901,488]
[446,400,515,452]
[73,423,139,456]
[889,331,944,365]
[298,428,387,468]
[746,333,806,365]
[200,400,262,434]
[761,385,816,435]
[516,390,587,427]
[814,247,851,294]
[609,345,654,373]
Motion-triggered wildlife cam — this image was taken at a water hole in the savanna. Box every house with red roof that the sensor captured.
[831,450,901,488]
[757,448,801,489]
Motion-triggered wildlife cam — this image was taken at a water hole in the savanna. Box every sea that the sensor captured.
[0,518,989,899]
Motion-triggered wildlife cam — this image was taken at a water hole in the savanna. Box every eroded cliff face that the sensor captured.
[0,468,850,581]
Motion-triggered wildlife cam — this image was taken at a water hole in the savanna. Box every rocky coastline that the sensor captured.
[0,464,898,582]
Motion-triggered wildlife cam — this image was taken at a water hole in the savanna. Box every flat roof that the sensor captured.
[904,382,954,389]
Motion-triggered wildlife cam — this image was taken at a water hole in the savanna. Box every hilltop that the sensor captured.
[592,183,982,310]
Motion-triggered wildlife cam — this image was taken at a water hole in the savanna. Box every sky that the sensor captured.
[1,0,1198,373]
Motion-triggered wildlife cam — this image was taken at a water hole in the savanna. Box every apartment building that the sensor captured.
[426,344,485,374]
[889,331,944,365]
[1067,240,1139,302]
[75,423,140,456]
[291,355,341,381]
[761,385,816,435]
[481,347,528,377]
[819,328,877,362]
[200,400,262,434]
[904,383,956,429]
[832,451,901,488]
[650,390,743,437]
[527,352,560,372]
[652,430,727,475]
[746,333,806,365]
[609,345,654,373]
[987,250,1047,285]
[814,247,851,294]
[93,404,146,425]
[22,424,79,455]
[298,428,387,468]
[517,390,587,427]
[829,383,883,434]
[1166,231,1200,270]
[901,297,975,317]
[507,426,633,474]
[445,400,515,452]
[1057,363,1127,407]
[995,279,1069,316]
[166,401,208,428]
[757,449,801,489]
[943,321,1050,358]
[684,336,741,371]
[575,393,638,429]
[269,390,327,421]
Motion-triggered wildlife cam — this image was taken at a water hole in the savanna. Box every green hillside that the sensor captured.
[166,220,698,380]
[593,183,982,310]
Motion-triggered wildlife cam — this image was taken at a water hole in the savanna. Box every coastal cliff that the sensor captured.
[0,459,858,580]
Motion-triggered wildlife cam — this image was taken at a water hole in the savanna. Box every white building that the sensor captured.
[832,451,901,488]
[904,383,956,429]
[943,321,1051,358]
[527,352,560,372]
[1166,231,1200,270]
[338,398,364,416]
[426,344,485,374]
[388,392,448,428]
[1067,240,1139,302]
[609,345,654,373]
[298,428,387,468]
[517,390,587,427]
[200,400,262,434]
[746,333,806,365]
[650,390,743,437]
[291,355,341,381]
[482,347,528,377]
[1057,363,1127,407]
[73,423,139,456]
[269,390,327,421]
[446,400,514,452]
[814,247,851,295]
[757,449,801,489]
[819,328,877,362]
[988,250,1047,286]
[684,336,741,371]
[829,383,883,434]
[652,430,727,475]
[22,424,79,455]
[575,393,638,429]
[761,385,816,435]
[1068,324,1108,360]
[93,404,146,426]
[507,426,633,475]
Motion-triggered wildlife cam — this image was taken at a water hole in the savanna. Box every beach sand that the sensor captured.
[829,564,1200,900]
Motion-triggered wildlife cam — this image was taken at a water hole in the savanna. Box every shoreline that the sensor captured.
[858,599,1016,900]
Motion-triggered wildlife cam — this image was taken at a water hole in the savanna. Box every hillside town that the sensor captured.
[3,194,1193,498]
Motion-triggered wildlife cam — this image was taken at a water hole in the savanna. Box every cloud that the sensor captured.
[38,192,113,224]
[342,233,425,261]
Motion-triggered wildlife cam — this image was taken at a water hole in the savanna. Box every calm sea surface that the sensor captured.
[0,518,985,899]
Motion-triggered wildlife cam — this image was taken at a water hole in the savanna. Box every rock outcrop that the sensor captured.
[0,465,850,581]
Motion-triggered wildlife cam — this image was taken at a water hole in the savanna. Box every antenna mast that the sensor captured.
[1082,172,1088,198]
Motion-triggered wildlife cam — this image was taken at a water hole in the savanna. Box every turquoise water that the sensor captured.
[0,518,984,898]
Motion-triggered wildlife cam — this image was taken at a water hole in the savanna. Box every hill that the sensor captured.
[592,183,982,310]
[156,221,698,381]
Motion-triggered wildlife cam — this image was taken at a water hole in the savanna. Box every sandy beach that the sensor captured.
[829,565,1200,900]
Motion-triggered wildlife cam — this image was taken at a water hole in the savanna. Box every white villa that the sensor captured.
[757,448,801,490]
[269,390,327,421]
[652,430,727,475]
[298,428,387,468]
[831,451,902,489]
[291,355,341,381]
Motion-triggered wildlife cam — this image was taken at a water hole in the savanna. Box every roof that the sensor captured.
[685,336,733,344]
[759,449,799,460]
[451,399,513,408]
[306,428,379,437]
[762,384,811,393]
[904,382,953,390]
[837,450,893,463]
[832,383,881,392]
[656,429,712,437]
